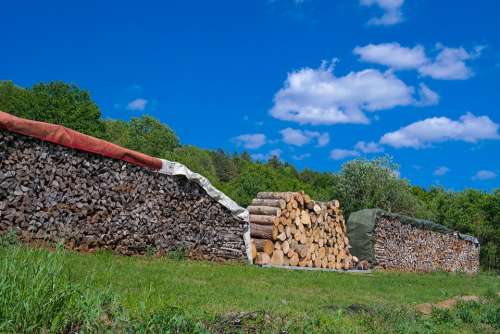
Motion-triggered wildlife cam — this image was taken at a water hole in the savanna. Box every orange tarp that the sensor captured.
[0,111,162,170]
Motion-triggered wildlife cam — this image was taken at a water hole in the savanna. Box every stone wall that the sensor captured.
[374,215,480,273]
[0,130,248,260]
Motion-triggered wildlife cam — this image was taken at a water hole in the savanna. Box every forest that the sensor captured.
[0,80,498,270]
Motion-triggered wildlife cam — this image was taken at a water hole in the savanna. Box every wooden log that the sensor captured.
[248,206,281,216]
[290,240,308,258]
[282,240,290,254]
[249,214,277,226]
[300,211,311,225]
[255,252,271,265]
[250,223,273,239]
[271,250,284,266]
[251,198,286,209]
[254,238,274,255]
[257,192,292,201]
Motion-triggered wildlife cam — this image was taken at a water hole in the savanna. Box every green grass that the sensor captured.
[0,239,499,333]
[66,249,499,318]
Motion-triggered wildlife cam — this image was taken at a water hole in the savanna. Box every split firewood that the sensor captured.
[249,191,358,270]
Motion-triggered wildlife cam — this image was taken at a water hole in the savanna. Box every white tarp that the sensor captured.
[159,159,252,263]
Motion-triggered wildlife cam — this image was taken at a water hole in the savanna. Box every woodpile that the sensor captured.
[249,192,358,270]
[0,131,248,260]
[374,216,480,273]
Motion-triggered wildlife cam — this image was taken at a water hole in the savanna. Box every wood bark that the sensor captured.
[249,191,359,270]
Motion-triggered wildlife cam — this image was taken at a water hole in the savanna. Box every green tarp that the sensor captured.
[346,209,479,262]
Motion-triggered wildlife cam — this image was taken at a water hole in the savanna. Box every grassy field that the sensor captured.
[1,240,499,333]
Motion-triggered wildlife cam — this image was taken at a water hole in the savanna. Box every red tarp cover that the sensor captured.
[0,111,162,170]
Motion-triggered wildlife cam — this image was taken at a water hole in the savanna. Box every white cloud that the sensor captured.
[419,45,480,80]
[355,42,483,80]
[360,0,405,26]
[126,98,148,111]
[251,149,283,161]
[270,62,415,125]
[330,149,360,160]
[433,166,450,176]
[292,153,311,160]
[317,132,330,147]
[280,128,330,147]
[354,43,426,69]
[472,170,497,181]
[354,141,384,153]
[380,113,500,148]
[233,133,267,149]
[280,128,311,146]
[416,83,439,106]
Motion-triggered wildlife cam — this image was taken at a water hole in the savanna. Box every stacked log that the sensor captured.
[249,192,358,270]
[0,131,248,260]
[374,216,480,273]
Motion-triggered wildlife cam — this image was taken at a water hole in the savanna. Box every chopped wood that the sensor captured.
[249,192,359,270]
[251,198,286,209]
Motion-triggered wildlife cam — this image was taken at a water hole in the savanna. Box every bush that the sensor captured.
[335,156,423,218]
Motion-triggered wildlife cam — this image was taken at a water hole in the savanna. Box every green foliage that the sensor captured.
[0,81,105,137]
[336,156,423,217]
[210,149,238,183]
[0,230,18,248]
[220,159,313,207]
[104,115,180,158]
[165,146,219,185]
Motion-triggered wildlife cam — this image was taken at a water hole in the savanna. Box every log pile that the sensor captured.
[374,216,480,273]
[0,131,248,260]
[249,192,358,269]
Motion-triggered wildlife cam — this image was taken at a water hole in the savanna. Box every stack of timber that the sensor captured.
[374,216,480,273]
[249,192,358,270]
[347,209,480,273]
[0,131,248,260]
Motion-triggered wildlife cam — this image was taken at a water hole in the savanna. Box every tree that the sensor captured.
[103,115,180,158]
[0,81,105,137]
[336,156,422,218]
[210,149,238,183]
[165,146,219,185]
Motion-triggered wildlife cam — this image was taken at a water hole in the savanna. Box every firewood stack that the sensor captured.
[249,192,358,269]
[0,131,248,261]
[373,216,480,273]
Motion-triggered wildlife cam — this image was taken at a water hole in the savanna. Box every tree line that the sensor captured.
[0,81,498,270]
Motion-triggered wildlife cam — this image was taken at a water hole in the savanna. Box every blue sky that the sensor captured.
[1,0,499,190]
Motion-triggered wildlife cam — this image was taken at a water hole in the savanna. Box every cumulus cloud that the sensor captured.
[472,170,497,181]
[380,113,499,148]
[433,166,450,176]
[354,43,426,69]
[270,62,415,126]
[418,45,481,80]
[233,133,267,149]
[355,42,483,80]
[126,98,148,111]
[354,141,384,153]
[280,128,330,147]
[360,0,405,26]
[330,149,360,160]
